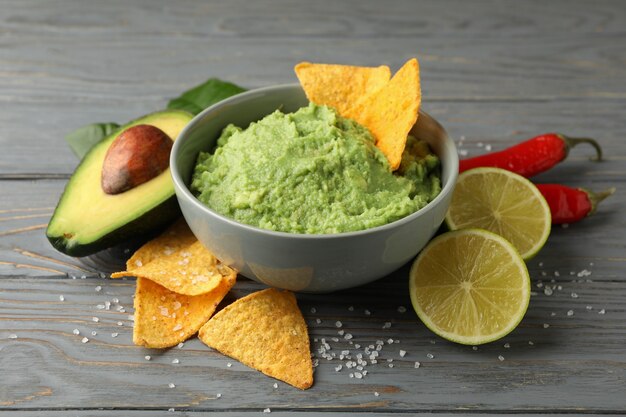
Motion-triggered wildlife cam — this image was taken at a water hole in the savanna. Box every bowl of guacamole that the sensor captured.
[171,84,458,293]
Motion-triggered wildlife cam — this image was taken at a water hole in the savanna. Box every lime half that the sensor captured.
[409,229,530,345]
[445,167,551,260]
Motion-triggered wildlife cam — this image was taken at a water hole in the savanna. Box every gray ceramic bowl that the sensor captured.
[171,84,458,293]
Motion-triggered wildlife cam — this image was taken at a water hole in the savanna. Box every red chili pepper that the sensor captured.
[459,133,603,177]
[536,184,615,224]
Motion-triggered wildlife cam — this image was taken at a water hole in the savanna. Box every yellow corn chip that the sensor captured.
[198,288,313,390]
[345,58,421,170]
[133,273,235,348]
[112,220,236,296]
[295,61,391,116]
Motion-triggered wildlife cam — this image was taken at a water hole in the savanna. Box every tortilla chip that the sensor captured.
[198,288,313,390]
[133,274,235,348]
[345,58,421,170]
[112,220,236,296]
[295,62,391,116]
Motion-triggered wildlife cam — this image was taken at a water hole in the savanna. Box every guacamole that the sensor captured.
[191,103,441,234]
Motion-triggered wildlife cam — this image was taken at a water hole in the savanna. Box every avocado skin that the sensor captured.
[47,196,181,257]
[46,110,193,257]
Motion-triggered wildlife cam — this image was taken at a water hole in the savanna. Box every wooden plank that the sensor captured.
[0,178,625,412]
[1,2,625,174]
[1,273,625,411]
[1,97,625,176]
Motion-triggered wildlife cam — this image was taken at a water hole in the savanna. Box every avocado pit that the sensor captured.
[101,124,173,194]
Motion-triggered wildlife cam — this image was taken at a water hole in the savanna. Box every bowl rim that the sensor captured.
[171,83,458,241]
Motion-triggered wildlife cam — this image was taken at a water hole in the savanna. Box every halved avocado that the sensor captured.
[47,110,193,256]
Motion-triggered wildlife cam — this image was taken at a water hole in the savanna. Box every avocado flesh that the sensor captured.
[47,110,193,257]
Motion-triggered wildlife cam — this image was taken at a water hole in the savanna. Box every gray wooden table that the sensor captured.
[1,0,625,415]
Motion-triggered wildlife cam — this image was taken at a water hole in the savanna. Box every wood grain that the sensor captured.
[1,274,625,411]
[1,0,625,414]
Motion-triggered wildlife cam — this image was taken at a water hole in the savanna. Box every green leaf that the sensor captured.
[167,78,246,115]
[65,122,120,159]
[65,78,246,159]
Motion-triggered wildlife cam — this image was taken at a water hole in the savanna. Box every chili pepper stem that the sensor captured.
[583,187,616,215]
[561,135,603,162]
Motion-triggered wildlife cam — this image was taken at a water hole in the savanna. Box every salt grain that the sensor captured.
[544,287,553,296]
[335,321,342,328]
[8,334,17,339]
[397,306,407,313]
[543,323,550,328]
[364,309,371,316]
[472,346,478,351]
[178,342,185,348]
[599,309,606,315]
[374,391,380,397]
[81,337,89,344]
[498,355,505,361]
[414,361,421,368]
[216,393,222,398]
[59,295,65,301]
[567,310,574,317]
[172,358,179,364]
[72,329,80,335]
[145,355,151,361]
[399,350,407,357]
[503,343,510,349]
[310,307,317,314]
[348,306,354,311]
[571,292,579,299]
[382,322,391,329]
[263,407,271,413]
[117,321,123,326]
[227,362,232,368]
[528,341,534,345]
[168,382,175,388]
[273,383,278,389]
[95,286,102,292]
[315,318,321,324]
[92,317,99,323]
[91,331,97,336]
[111,332,118,338]
[426,353,434,359]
